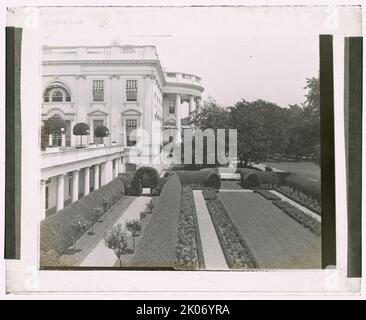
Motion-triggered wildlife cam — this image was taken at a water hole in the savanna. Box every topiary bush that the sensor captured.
[174,170,221,189]
[94,125,109,138]
[237,168,279,188]
[130,166,160,196]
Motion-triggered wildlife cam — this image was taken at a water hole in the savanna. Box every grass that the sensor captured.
[264,160,320,182]
[219,191,321,269]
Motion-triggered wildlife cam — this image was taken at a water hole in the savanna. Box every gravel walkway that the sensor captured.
[193,190,228,270]
[80,196,151,267]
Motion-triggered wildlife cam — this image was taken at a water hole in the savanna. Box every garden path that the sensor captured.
[269,190,321,222]
[80,196,151,267]
[193,190,228,270]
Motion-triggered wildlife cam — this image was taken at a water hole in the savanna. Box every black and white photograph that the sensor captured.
[2,2,363,297]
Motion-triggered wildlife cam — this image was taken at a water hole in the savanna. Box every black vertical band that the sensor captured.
[5,27,22,259]
[319,35,336,269]
[345,37,362,277]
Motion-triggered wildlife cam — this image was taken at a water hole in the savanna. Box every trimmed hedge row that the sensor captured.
[237,168,279,187]
[254,189,281,201]
[132,173,182,268]
[282,173,321,201]
[172,170,221,189]
[272,200,321,236]
[40,178,125,261]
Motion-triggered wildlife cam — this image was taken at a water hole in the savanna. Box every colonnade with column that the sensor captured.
[40,155,126,221]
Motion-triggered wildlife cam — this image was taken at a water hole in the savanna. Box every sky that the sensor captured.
[36,6,361,109]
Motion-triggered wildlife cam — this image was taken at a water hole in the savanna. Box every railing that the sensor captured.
[42,45,159,61]
[41,144,125,170]
[164,71,202,87]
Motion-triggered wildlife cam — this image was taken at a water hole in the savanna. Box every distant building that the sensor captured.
[40,44,204,219]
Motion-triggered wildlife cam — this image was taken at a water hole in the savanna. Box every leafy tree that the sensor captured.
[44,115,66,135]
[104,223,128,267]
[125,219,142,252]
[94,125,109,145]
[73,122,90,147]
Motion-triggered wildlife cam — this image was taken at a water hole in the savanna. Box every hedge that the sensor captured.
[132,173,182,268]
[282,173,321,201]
[118,172,134,195]
[173,170,221,189]
[131,166,160,196]
[40,177,125,261]
[237,168,279,187]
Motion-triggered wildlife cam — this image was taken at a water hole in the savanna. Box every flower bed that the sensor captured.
[282,173,321,201]
[131,173,182,268]
[253,189,281,201]
[202,189,217,200]
[275,185,321,215]
[205,197,258,269]
[40,177,125,265]
[175,186,204,270]
[272,200,321,236]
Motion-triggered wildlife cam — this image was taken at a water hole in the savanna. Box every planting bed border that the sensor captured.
[274,187,321,216]
[204,193,258,269]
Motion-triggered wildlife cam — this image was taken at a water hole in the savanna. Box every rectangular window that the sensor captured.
[52,133,62,146]
[126,119,138,146]
[126,80,138,101]
[169,100,175,114]
[92,80,104,102]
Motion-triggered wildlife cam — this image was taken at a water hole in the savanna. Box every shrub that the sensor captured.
[238,168,279,187]
[72,122,90,136]
[265,166,273,172]
[205,198,258,269]
[254,189,281,201]
[272,200,321,236]
[202,189,217,200]
[94,125,109,138]
[131,167,160,196]
[104,223,129,267]
[175,186,201,270]
[132,174,182,268]
[44,115,66,135]
[174,170,221,189]
[125,219,142,252]
[40,176,125,263]
[283,173,320,201]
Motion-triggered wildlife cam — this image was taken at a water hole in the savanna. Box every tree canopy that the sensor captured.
[73,122,90,136]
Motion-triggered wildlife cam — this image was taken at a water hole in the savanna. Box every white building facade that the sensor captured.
[40,45,204,219]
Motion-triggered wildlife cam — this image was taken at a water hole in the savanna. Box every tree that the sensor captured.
[90,207,103,234]
[72,220,87,250]
[125,219,142,252]
[104,223,128,267]
[44,115,66,135]
[73,122,90,148]
[94,125,109,144]
[40,125,49,151]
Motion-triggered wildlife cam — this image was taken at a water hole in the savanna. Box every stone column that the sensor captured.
[84,167,90,196]
[72,170,79,202]
[107,159,113,182]
[114,159,119,178]
[48,134,53,147]
[100,161,107,186]
[40,179,46,221]
[118,157,123,174]
[189,95,195,114]
[94,164,100,190]
[61,132,66,147]
[56,174,65,211]
[175,93,181,142]
[196,97,202,111]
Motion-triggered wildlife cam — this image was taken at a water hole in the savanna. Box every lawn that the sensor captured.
[264,160,320,182]
[219,191,321,269]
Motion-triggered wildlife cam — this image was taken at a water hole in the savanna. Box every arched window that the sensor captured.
[51,90,64,102]
[43,81,72,103]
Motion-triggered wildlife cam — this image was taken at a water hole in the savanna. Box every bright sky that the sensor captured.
[38,6,360,109]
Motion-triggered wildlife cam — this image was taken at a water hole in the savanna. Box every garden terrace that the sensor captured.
[172,170,221,189]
